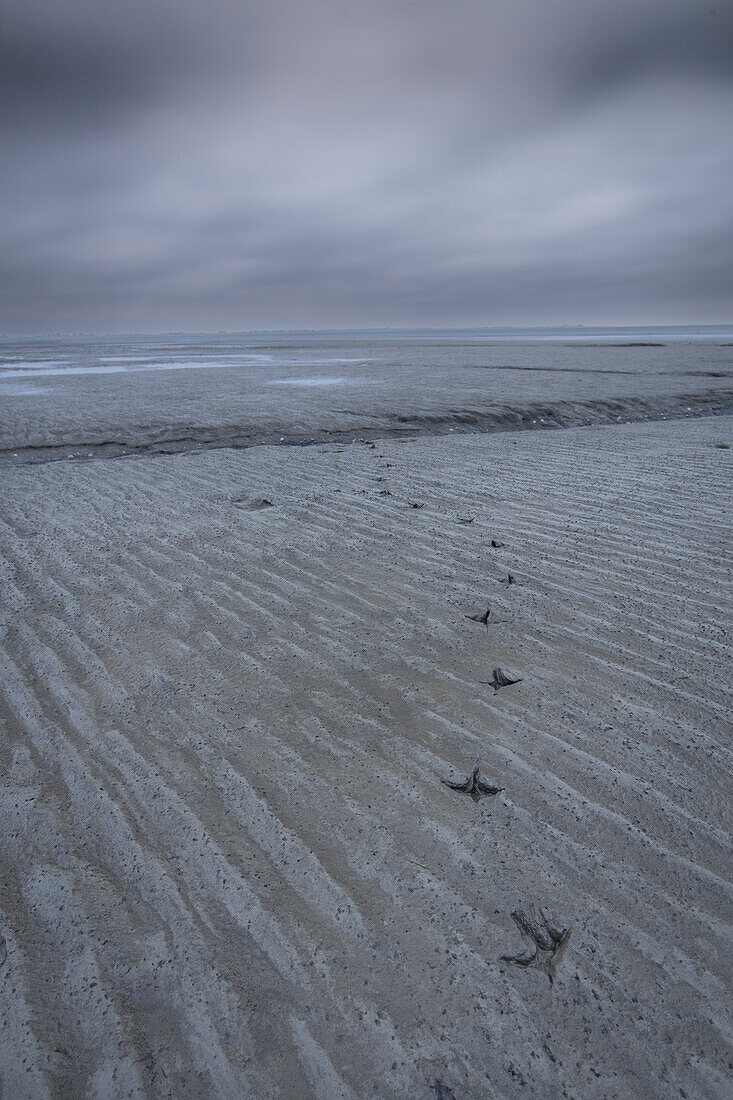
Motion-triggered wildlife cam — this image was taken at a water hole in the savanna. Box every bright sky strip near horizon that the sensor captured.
[1,1,732,334]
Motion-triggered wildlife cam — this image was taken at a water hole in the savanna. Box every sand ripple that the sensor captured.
[0,417,731,1097]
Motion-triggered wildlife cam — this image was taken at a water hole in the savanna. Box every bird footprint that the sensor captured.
[442,761,503,803]
[466,608,510,629]
[237,497,273,510]
[481,667,522,691]
[466,607,491,626]
[501,906,571,983]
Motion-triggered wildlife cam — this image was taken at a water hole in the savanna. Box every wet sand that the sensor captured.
[1,336,732,463]
[0,416,731,1097]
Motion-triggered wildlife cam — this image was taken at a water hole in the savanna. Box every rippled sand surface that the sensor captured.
[1,415,731,1097]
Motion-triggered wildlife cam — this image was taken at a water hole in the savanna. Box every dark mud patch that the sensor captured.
[3,389,732,466]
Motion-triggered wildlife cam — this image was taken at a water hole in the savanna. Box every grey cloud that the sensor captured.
[565,5,733,99]
[1,1,261,126]
[1,1,731,331]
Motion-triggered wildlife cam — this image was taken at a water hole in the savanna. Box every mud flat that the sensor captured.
[0,416,731,1097]
[1,335,732,464]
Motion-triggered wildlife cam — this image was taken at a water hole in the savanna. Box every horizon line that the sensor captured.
[3,322,733,340]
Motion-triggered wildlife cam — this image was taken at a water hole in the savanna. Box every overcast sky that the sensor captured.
[2,0,731,333]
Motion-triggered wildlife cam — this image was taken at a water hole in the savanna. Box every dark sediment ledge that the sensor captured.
[1,388,731,466]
